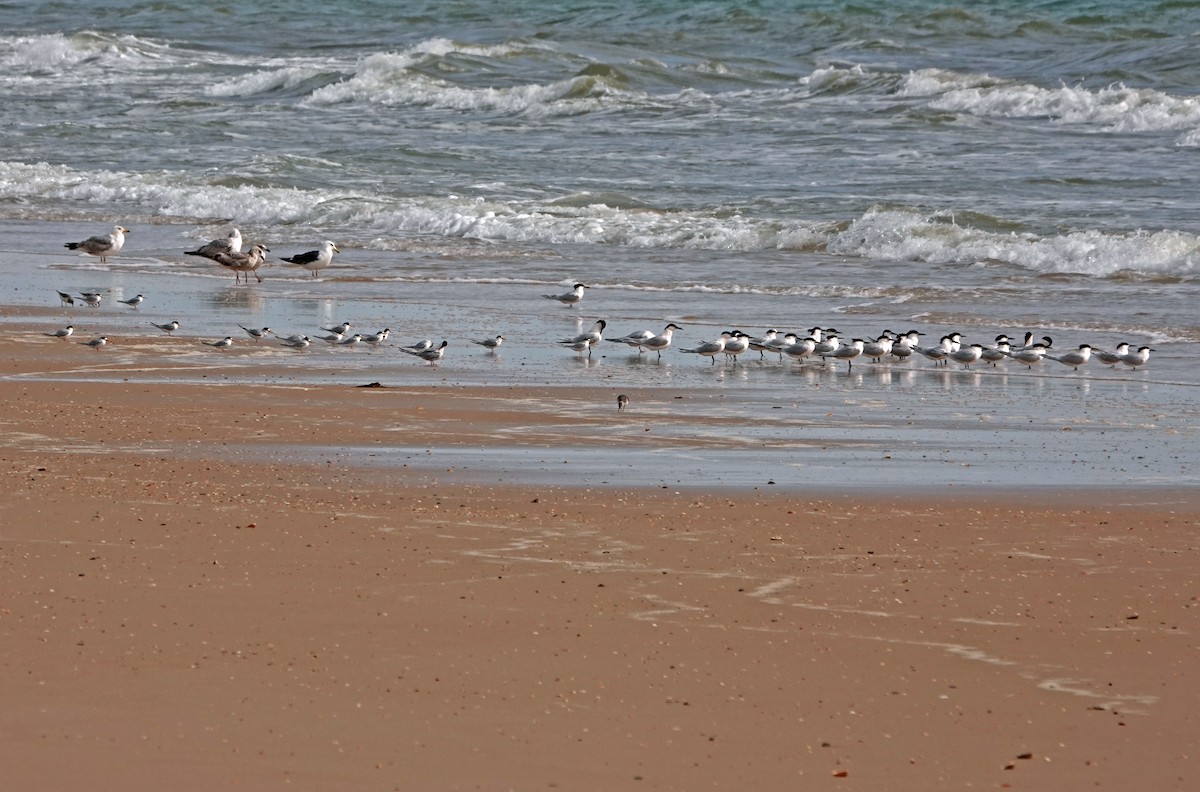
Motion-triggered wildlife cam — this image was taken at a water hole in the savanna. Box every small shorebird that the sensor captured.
[542,283,587,307]
[57,290,75,307]
[65,225,128,263]
[617,394,629,411]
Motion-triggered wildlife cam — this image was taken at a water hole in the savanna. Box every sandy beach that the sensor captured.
[2,336,1198,790]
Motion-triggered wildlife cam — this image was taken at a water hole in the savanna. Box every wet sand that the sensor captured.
[2,344,1198,790]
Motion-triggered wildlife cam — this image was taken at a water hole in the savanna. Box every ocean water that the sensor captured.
[2,1,1199,487]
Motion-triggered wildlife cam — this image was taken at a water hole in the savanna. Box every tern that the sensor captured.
[45,324,74,341]
[948,343,985,369]
[65,225,128,263]
[118,294,145,308]
[400,339,448,365]
[1046,344,1092,370]
[321,322,352,336]
[1119,346,1154,369]
[829,337,866,370]
[79,292,103,308]
[861,333,894,363]
[80,336,108,350]
[681,332,730,365]
[1003,342,1049,369]
[150,320,181,335]
[1093,342,1131,367]
[362,328,390,346]
[626,323,680,359]
[783,336,817,364]
[203,336,234,349]
[471,335,506,352]
[239,325,272,341]
[279,335,311,349]
[542,283,587,307]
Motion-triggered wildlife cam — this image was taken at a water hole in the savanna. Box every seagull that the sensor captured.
[1046,344,1092,370]
[279,335,311,349]
[57,290,75,307]
[362,328,390,346]
[321,322,352,336]
[214,244,270,283]
[185,228,243,260]
[680,332,730,365]
[45,324,74,340]
[471,335,505,352]
[239,325,272,341]
[118,294,144,308]
[617,394,629,411]
[65,225,128,263]
[542,283,587,307]
[203,336,233,349]
[79,292,103,308]
[637,323,680,359]
[79,336,107,350]
[1119,346,1154,369]
[282,240,339,278]
[1093,342,1131,367]
[150,320,181,335]
[400,339,447,365]
[404,339,433,353]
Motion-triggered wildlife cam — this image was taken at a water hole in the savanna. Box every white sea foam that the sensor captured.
[899,67,1200,140]
[3,160,1197,278]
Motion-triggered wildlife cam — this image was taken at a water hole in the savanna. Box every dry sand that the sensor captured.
[1,342,1198,791]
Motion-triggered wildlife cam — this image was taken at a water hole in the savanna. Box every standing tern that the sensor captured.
[1119,346,1154,369]
[1094,342,1131,367]
[150,320,181,335]
[948,343,985,369]
[203,336,234,349]
[471,335,505,352]
[680,332,730,365]
[400,339,448,365]
[542,283,587,307]
[118,294,145,308]
[1046,344,1092,370]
